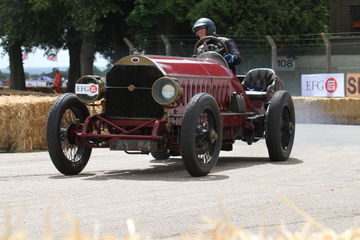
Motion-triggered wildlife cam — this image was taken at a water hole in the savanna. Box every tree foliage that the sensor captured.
[64,0,122,33]
[0,0,38,89]
[126,0,193,41]
[0,0,329,90]
[0,0,33,47]
[128,0,329,39]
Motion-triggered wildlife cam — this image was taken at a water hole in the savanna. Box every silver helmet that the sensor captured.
[192,18,216,36]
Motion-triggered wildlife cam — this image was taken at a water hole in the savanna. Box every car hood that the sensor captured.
[115,55,234,79]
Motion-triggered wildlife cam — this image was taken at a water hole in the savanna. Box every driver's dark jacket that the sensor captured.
[218,37,242,74]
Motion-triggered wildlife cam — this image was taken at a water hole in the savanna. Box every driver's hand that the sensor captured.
[225,54,236,64]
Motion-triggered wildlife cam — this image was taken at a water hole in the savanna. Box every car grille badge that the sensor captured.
[128,84,135,91]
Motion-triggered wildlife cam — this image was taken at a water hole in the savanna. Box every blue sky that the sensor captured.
[0,47,109,69]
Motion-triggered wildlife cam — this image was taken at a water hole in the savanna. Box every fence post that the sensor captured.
[320,32,331,73]
[123,37,135,55]
[266,35,277,71]
[161,35,171,56]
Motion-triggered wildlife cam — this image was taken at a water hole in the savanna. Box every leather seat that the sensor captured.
[242,68,275,91]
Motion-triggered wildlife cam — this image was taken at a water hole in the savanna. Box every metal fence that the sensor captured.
[124,32,360,96]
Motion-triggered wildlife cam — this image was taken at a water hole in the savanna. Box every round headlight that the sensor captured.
[75,75,105,103]
[162,84,176,99]
[152,77,183,106]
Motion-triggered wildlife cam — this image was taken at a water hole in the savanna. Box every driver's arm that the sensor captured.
[225,39,242,65]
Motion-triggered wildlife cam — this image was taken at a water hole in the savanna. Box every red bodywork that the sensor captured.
[75,55,266,152]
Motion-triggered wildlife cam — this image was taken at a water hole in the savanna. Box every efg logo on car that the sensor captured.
[74,75,105,103]
[76,84,98,96]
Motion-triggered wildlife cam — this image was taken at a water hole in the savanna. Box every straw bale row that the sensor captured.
[0,95,102,152]
[0,95,56,152]
[0,95,359,152]
[293,97,360,124]
[0,87,57,96]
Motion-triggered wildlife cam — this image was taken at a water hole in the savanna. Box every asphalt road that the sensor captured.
[0,124,359,239]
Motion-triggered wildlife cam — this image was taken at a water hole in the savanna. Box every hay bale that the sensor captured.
[0,88,57,96]
[293,97,360,124]
[0,95,56,152]
[0,94,102,152]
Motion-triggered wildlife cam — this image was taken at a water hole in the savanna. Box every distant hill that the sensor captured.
[0,66,107,75]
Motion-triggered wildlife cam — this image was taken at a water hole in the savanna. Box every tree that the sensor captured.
[96,2,134,64]
[29,0,79,92]
[1,0,329,92]
[0,0,34,90]
[61,0,123,75]
[29,0,129,92]
[65,29,82,93]
[0,0,69,90]
[127,0,328,40]
[186,0,329,37]
[126,0,193,49]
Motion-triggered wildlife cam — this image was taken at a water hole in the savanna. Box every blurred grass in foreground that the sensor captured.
[0,196,360,240]
[1,217,359,240]
[1,199,359,240]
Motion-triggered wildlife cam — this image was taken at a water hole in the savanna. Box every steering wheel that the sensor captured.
[194,36,229,56]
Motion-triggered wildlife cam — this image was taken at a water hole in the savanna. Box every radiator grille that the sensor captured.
[105,65,164,118]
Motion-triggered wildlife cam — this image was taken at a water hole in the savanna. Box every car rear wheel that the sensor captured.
[181,93,222,177]
[265,90,295,161]
[46,93,92,175]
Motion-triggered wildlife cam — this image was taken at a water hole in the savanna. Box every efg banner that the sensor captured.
[301,73,345,97]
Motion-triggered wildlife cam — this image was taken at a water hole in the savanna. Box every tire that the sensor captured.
[265,90,295,161]
[46,93,92,175]
[151,150,170,160]
[181,93,222,177]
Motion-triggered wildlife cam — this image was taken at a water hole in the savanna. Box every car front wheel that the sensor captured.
[181,93,222,177]
[46,93,92,175]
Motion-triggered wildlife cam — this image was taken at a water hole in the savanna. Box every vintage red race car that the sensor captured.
[46,37,295,177]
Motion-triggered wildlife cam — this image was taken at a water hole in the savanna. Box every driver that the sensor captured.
[192,18,241,74]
